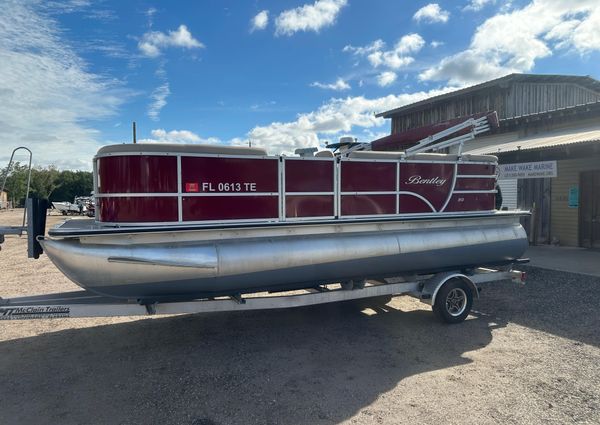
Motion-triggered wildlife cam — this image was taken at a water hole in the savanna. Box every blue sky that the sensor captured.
[1,0,600,169]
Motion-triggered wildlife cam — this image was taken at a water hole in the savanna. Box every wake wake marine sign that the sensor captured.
[498,161,557,180]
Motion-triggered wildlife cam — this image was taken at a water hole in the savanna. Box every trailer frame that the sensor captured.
[0,266,526,323]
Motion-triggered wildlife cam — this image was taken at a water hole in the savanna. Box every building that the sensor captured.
[377,73,600,248]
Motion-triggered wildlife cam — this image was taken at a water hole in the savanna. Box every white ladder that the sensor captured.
[405,115,493,156]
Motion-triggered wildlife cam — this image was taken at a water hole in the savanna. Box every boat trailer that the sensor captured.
[0,266,527,324]
[0,197,528,324]
[0,132,527,324]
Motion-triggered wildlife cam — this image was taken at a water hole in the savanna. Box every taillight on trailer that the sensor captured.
[511,270,526,285]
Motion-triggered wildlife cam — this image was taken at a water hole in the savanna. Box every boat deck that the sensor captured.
[48,210,527,239]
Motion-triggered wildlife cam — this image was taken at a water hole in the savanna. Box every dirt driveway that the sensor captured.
[0,209,599,424]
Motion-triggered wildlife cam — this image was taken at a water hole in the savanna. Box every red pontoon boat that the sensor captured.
[39,112,528,304]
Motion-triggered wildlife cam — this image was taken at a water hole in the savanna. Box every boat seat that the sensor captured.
[460,154,498,163]
[349,151,405,159]
[408,153,459,161]
[97,143,268,156]
[315,150,334,158]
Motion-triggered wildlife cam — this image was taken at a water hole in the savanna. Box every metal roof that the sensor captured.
[377,73,600,118]
[463,124,600,155]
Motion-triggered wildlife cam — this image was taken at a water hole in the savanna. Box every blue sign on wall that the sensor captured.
[568,186,579,208]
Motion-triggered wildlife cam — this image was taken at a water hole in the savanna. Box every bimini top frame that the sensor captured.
[340,112,497,157]
[405,115,492,156]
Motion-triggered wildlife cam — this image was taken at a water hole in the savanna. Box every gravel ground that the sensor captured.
[0,209,599,425]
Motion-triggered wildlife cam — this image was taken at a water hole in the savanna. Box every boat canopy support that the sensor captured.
[404,115,492,156]
[341,113,496,157]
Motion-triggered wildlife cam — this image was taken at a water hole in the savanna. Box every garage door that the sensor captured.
[497,179,517,209]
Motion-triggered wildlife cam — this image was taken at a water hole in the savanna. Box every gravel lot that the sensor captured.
[1,209,599,425]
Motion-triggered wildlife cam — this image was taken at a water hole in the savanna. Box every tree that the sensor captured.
[1,162,30,207]
[50,170,93,202]
[30,166,61,200]
[0,163,93,206]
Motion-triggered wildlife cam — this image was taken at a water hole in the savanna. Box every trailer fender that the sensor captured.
[420,272,478,306]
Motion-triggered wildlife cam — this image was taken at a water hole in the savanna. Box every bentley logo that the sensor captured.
[406,175,447,186]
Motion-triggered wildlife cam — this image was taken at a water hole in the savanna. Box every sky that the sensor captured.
[1,0,600,170]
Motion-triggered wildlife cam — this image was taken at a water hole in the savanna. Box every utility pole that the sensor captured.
[132,121,137,144]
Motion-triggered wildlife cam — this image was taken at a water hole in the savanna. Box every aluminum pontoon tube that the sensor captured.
[40,217,528,300]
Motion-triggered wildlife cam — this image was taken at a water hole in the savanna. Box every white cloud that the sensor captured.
[41,0,93,14]
[0,0,126,170]
[420,0,600,85]
[139,129,222,145]
[275,0,347,36]
[394,33,427,54]
[549,6,600,53]
[138,24,204,57]
[140,87,458,156]
[343,39,385,55]
[344,33,424,72]
[463,0,496,12]
[377,72,397,87]
[311,78,351,91]
[251,10,269,32]
[544,19,581,49]
[147,83,170,121]
[145,7,157,27]
[430,40,444,48]
[240,87,455,154]
[420,50,514,85]
[413,3,450,24]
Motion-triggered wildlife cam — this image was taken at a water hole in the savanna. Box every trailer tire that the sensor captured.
[433,278,473,324]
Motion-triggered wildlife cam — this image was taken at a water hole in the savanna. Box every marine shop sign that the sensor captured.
[498,161,557,180]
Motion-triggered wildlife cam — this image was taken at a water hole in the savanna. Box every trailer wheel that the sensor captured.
[433,278,473,324]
